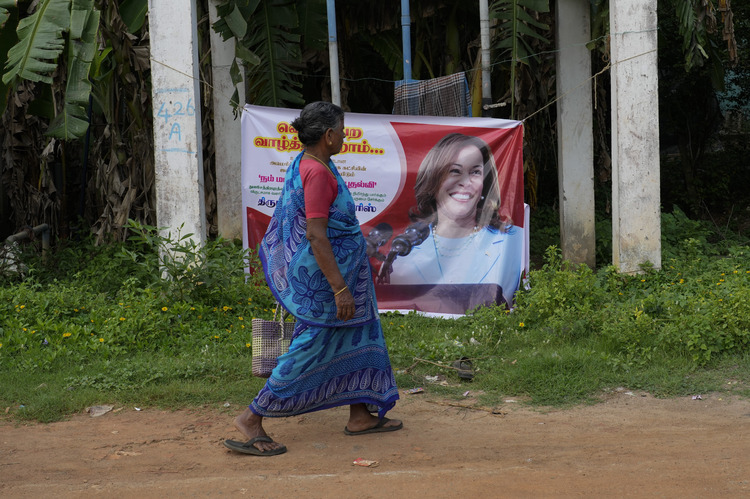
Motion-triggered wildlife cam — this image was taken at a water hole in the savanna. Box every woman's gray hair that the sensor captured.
[411,133,506,230]
[291,101,344,146]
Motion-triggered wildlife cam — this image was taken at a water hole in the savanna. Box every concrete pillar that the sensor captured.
[208,0,244,240]
[555,0,596,267]
[610,0,661,273]
[147,0,206,246]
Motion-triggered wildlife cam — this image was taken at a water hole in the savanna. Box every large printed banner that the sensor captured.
[242,104,527,315]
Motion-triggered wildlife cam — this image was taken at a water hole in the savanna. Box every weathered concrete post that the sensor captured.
[555,0,596,267]
[208,0,244,240]
[610,0,661,273]
[147,0,206,246]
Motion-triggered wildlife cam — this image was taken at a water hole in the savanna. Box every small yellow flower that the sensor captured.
[31,330,35,334]
[214,335,220,339]
[19,305,25,309]
[246,343,251,348]
[119,317,126,321]
[162,306,168,312]
[74,308,79,312]
[63,332,72,338]
[241,325,245,329]
[23,328,27,332]
[119,302,124,306]
[99,338,104,342]
[0,343,3,348]
[222,306,230,312]
[679,279,685,284]
[640,279,646,282]
[238,317,244,321]
[190,307,195,311]
[519,322,525,328]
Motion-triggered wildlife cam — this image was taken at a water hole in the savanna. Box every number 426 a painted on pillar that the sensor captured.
[157,98,196,142]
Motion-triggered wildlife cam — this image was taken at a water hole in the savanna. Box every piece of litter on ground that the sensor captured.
[87,405,114,417]
[223,402,231,407]
[352,458,378,467]
[504,399,517,403]
[463,390,470,397]
[624,391,635,396]
[692,395,703,400]
[134,407,142,411]
[425,375,439,382]
[405,387,424,394]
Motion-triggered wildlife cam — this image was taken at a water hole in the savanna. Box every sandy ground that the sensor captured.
[1,389,749,498]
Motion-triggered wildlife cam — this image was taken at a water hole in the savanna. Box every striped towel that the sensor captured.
[393,73,472,117]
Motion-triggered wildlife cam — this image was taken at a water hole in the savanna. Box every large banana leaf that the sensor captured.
[489,0,550,118]
[47,1,99,139]
[2,0,70,86]
[213,0,303,108]
[0,0,14,27]
[0,0,19,113]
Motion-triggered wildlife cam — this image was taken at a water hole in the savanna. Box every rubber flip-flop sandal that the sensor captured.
[223,436,287,456]
[344,417,404,436]
[452,357,474,381]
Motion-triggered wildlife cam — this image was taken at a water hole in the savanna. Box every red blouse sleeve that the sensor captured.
[300,158,338,219]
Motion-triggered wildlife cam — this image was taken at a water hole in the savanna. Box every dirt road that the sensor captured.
[2,390,749,498]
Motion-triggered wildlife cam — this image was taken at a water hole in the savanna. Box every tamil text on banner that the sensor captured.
[241,104,527,316]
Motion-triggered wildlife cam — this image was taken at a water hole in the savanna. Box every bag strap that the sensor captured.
[272,302,290,327]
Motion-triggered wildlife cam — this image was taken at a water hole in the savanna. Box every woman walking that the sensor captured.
[224,102,402,456]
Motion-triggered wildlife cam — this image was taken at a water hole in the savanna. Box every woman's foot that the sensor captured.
[345,403,403,434]
[233,408,285,453]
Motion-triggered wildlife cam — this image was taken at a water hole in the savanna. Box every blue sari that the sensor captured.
[252,152,399,419]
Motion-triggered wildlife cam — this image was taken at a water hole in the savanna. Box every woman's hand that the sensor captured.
[334,287,355,321]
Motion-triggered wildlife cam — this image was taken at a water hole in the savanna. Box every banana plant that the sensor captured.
[212,0,309,110]
[1,0,100,140]
[489,0,551,119]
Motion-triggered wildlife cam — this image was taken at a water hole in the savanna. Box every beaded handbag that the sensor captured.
[251,304,295,378]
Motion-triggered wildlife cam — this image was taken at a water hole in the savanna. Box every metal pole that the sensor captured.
[401,0,412,81]
[479,0,492,115]
[326,0,341,106]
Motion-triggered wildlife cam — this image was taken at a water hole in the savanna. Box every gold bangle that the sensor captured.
[334,285,348,297]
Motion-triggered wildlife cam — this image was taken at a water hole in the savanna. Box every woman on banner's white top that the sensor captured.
[387,133,523,305]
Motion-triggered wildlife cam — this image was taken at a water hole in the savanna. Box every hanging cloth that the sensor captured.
[393,72,472,117]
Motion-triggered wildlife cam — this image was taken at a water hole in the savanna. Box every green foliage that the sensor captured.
[489,0,551,118]
[212,0,307,110]
[2,212,750,421]
[1,0,101,138]
[119,219,264,304]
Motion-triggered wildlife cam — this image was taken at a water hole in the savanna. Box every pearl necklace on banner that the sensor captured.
[431,222,480,258]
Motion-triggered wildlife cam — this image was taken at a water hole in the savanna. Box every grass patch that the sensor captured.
[1,216,749,422]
